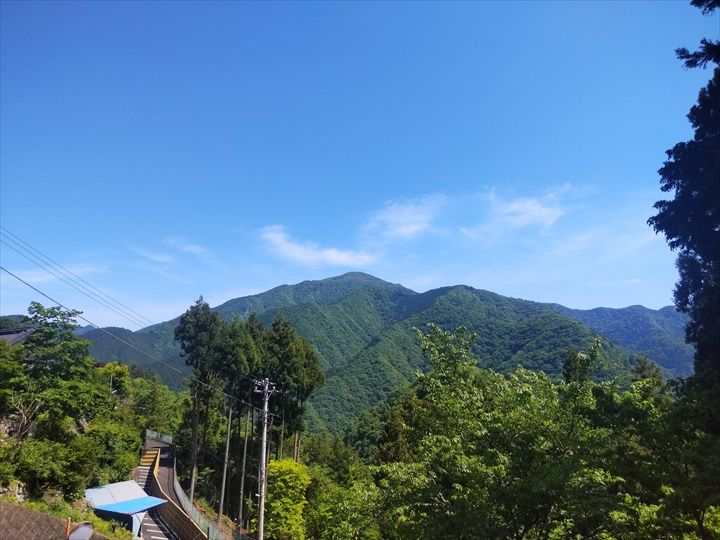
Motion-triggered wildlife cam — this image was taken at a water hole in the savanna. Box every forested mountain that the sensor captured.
[549,304,694,377]
[83,272,692,433]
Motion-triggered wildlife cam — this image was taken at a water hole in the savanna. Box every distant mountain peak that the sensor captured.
[317,272,404,287]
[83,273,693,433]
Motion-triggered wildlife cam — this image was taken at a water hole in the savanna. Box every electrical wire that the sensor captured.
[1,226,155,324]
[1,227,155,328]
[0,229,153,328]
[0,264,282,418]
[1,238,150,329]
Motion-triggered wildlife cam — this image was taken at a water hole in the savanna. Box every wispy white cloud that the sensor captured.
[129,260,195,285]
[132,247,174,264]
[167,237,211,258]
[363,195,444,244]
[460,185,569,241]
[550,229,604,257]
[493,195,564,228]
[490,184,568,229]
[0,264,105,286]
[261,225,377,266]
[182,244,209,256]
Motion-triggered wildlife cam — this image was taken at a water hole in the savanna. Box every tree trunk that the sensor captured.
[189,386,200,503]
[279,416,285,459]
[696,509,711,540]
[237,405,251,528]
[218,404,232,526]
[200,389,212,469]
[293,397,302,462]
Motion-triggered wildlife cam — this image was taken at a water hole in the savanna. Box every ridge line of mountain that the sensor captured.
[77,272,693,433]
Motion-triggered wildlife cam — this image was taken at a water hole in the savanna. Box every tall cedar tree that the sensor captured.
[648,0,720,430]
[174,297,225,502]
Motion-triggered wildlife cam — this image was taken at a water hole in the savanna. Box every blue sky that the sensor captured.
[1,1,718,329]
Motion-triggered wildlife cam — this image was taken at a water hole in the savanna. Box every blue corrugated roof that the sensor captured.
[95,495,166,515]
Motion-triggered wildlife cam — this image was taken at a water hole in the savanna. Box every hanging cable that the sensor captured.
[0,264,281,418]
[1,238,150,328]
[1,227,155,328]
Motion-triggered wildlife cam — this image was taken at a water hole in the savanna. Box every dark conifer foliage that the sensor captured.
[172,300,324,519]
[648,0,720,432]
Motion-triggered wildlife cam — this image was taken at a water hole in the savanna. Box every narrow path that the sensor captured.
[157,444,179,506]
[138,443,179,540]
[145,440,183,508]
[143,434,247,540]
[142,510,175,540]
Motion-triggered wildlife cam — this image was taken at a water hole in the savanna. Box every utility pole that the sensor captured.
[255,378,275,540]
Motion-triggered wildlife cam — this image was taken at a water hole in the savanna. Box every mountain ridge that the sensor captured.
[81,272,694,432]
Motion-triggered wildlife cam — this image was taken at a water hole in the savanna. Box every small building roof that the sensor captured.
[0,327,34,345]
[85,480,165,515]
[94,495,166,515]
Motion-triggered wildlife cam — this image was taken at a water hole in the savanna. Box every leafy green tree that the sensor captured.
[217,318,256,391]
[369,326,720,538]
[264,459,311,540]
[129,375,185,435]
[264,316,324,459]
[0,302,183,510]
[83,418,142,485]
[23,302,93,384]
[302,433,381,540]
[643,4,720,536]
[631,353,664,383]
[304,469,380,540]
[562,337,601,383]
[13,435,99,499]
[172,307,324,526]
[14,438,73,497]
[657,390,720,538]
[98,362,131,397]
[1,304,107,446]
[0,339,37,439]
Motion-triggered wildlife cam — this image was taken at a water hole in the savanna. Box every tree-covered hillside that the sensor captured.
[81,272,691,433]
[309,285,634,433]
[549,304,693,376]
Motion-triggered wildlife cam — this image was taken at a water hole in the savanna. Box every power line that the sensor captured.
[1,238,150,329]
[0,229,153,327]
[0,227,155,328]
[0,265,279,417]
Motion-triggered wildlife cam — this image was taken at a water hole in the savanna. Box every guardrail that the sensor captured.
[172,473,224,540]
[171,465,253,540]
[144,429,253,540]
[232,528,254,539]
[148,449,208,540]
[146,428,174,445]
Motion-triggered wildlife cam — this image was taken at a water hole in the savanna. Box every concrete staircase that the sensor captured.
[135,449,177,539]
[136,449,157,491]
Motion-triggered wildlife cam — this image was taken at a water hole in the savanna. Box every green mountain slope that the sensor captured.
[310,286,633,433]
[83,272,691,433]
[548,304,693,377]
